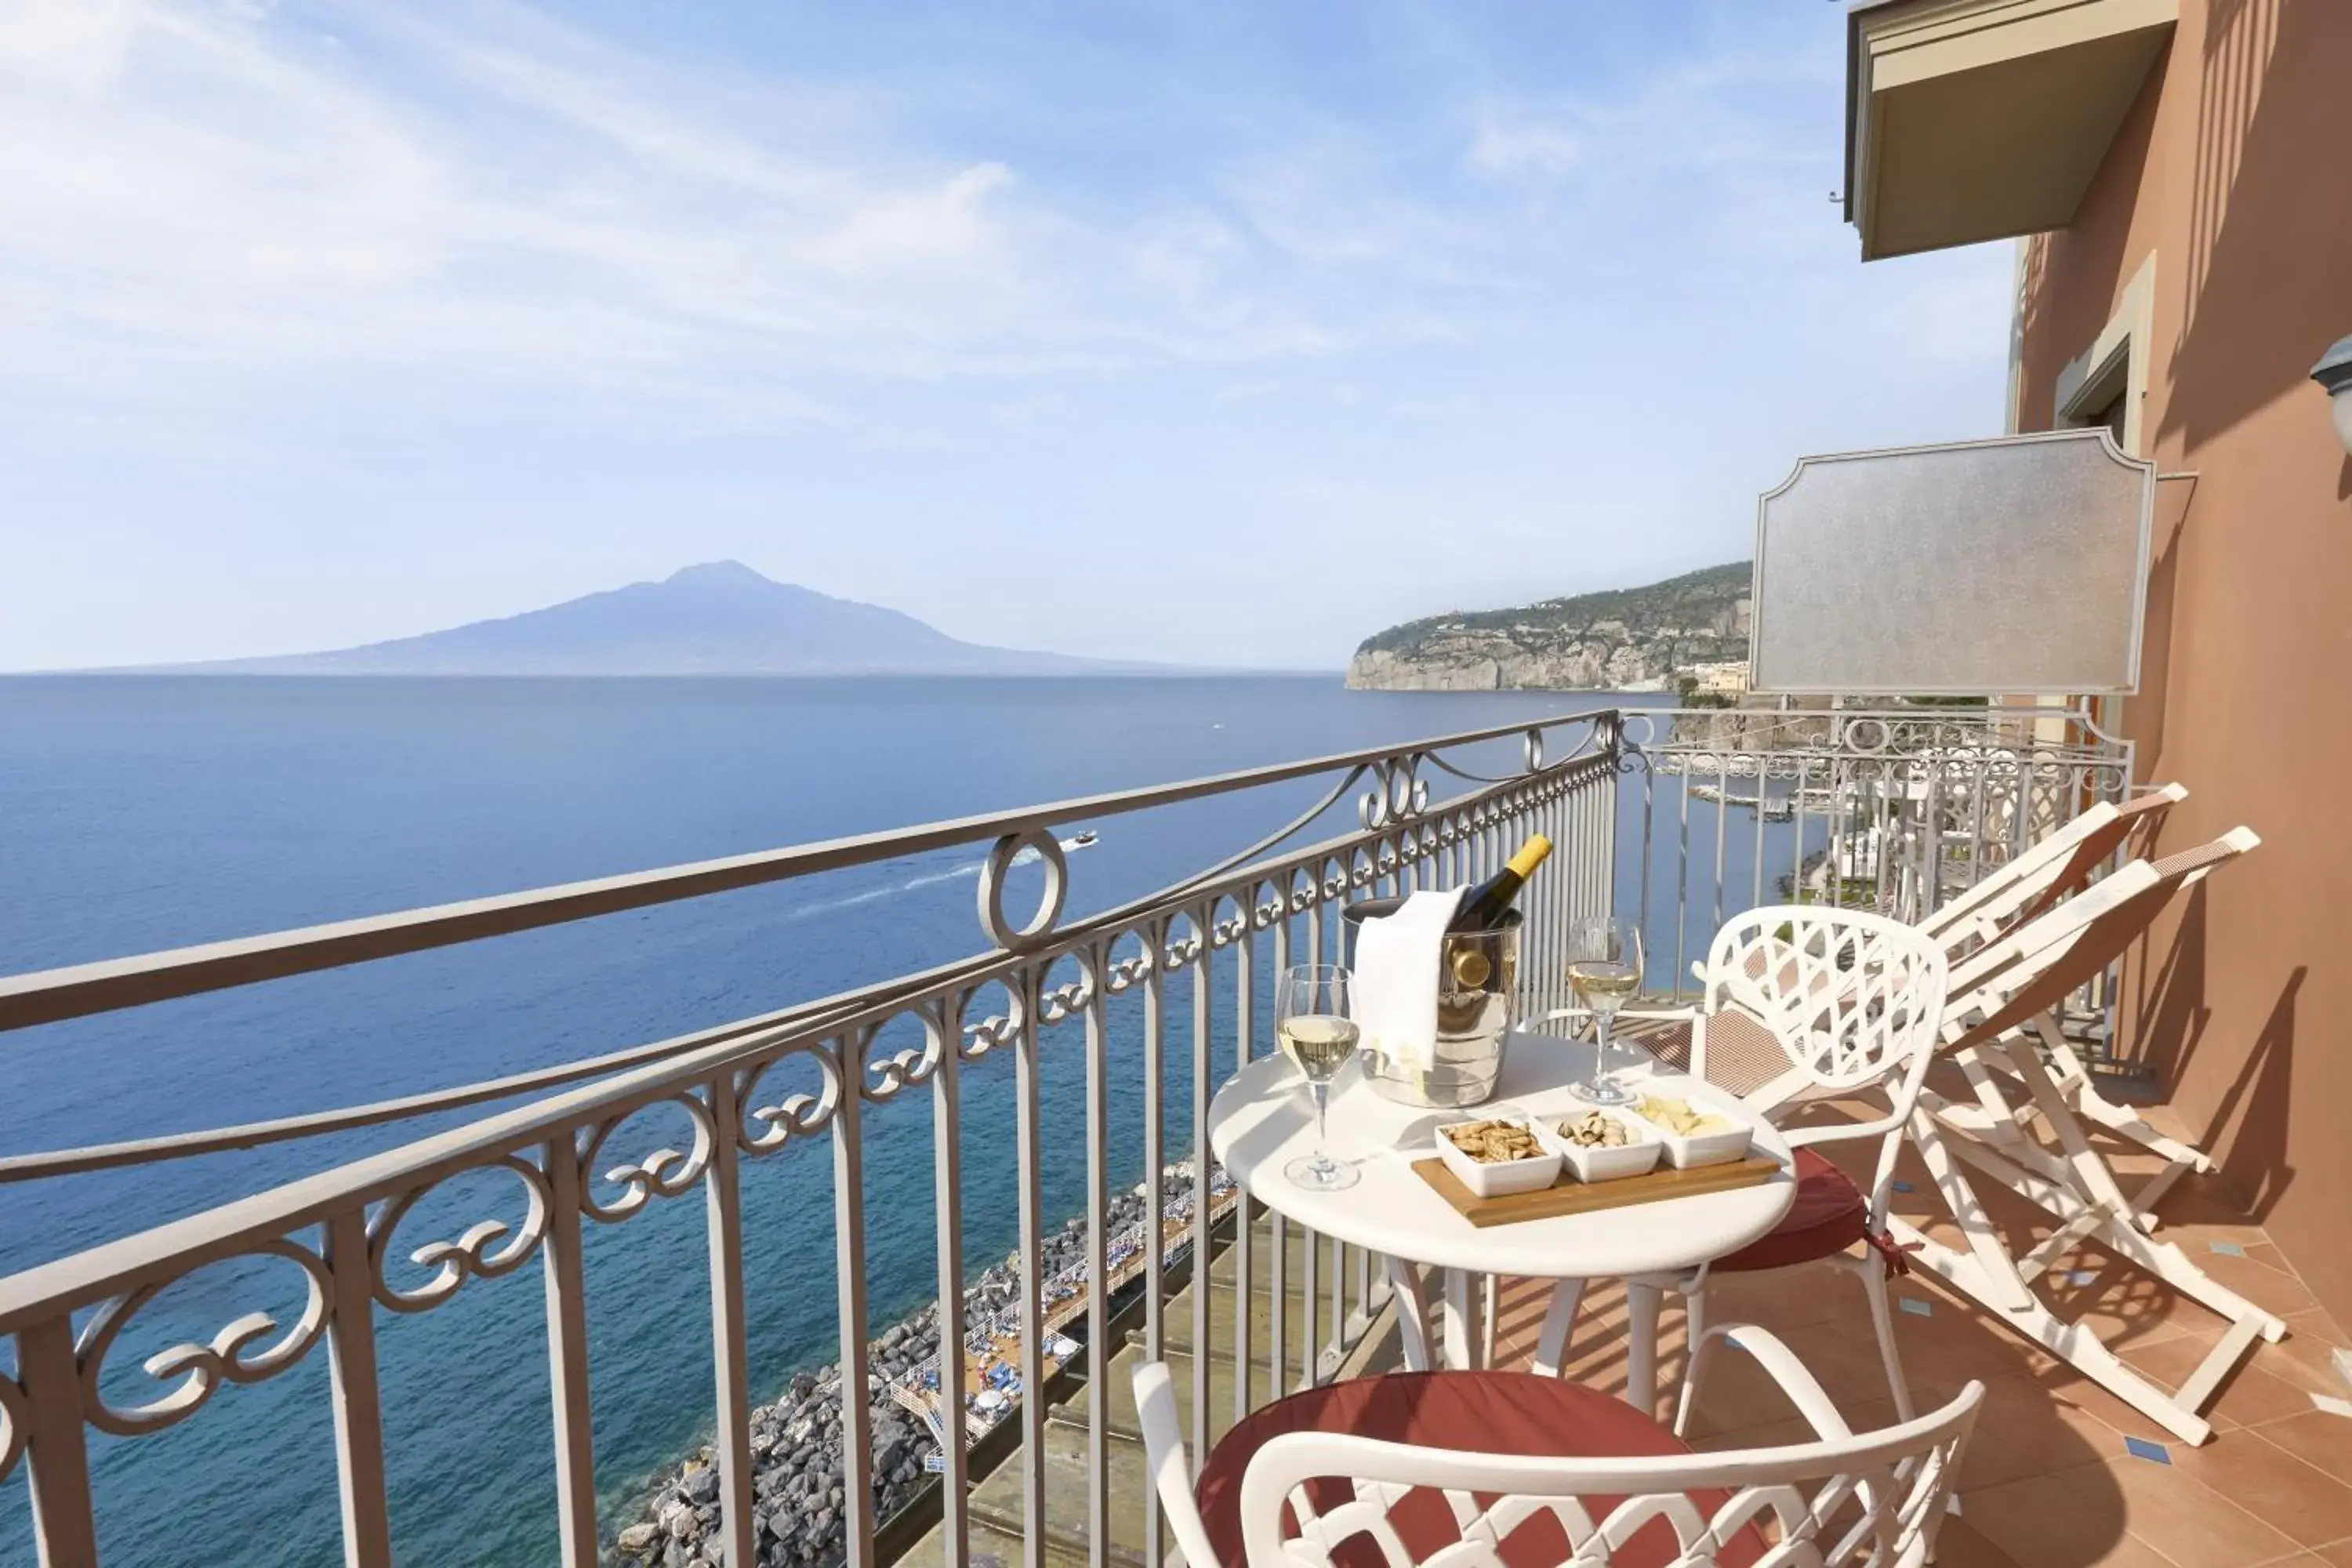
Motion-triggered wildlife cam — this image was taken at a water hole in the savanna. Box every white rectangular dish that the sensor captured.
[1537,1107,1664,1183]
[1624,1094,1754,1169]
[1434,1114,1562,1198]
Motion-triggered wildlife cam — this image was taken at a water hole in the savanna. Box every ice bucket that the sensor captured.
[1341,898,1519,1109]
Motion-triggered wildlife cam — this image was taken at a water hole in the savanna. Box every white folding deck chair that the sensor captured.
[1135,1330,1981,1568]
[1532,907,1950,1421]
[1905,785,2220,1209]
[1883,828,2283,1443]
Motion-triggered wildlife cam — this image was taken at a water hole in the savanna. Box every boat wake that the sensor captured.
[783,837,1094,922]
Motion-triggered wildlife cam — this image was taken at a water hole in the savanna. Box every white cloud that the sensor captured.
[0,0,1370,415]
[0,2,1910,428]
[1468,106,1584,182]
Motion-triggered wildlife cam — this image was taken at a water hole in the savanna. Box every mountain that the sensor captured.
[158,562,1163,677]
[1348,561,1752,691]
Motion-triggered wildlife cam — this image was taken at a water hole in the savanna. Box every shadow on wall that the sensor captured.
[2215,965,2303,1219]
[2136,882,2299,1218]
[2133,878,2208,1083]
[2130,474,2196,771]
[2163,0,2352,449]
[2015,56,2156,397]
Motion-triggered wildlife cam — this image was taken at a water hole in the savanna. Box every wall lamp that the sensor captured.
[2312,335,2352,457]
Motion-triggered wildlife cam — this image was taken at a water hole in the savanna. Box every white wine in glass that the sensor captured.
[1276,964,1361,1190]
[1566,916,1644,1105]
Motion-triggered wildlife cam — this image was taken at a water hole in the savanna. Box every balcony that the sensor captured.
[0,703,2342,1568]
[1844,0,2178,260]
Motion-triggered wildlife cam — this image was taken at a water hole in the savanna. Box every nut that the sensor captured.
[1556,1111,1632,1149]
[1442,1120,1542,1164]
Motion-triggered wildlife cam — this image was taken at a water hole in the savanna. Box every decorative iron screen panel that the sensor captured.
[1749,429,2154,695]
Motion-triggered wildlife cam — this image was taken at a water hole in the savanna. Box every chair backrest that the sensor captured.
[1233,1385,1983,1568]
[1940,828,2258,1056]
[1917,782,2184,953]
[1704,906,1949,1097]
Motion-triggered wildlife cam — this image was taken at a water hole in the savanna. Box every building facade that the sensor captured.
[1848,0,2352,1321]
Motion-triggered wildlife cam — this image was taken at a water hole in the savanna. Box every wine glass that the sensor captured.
[1565,916,1645,1105]
[1276,964,1361,1190]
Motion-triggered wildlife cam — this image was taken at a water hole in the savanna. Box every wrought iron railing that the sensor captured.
[1617,704,2133,997]
[0,710,1624,1568]
[0,702,2130,1567]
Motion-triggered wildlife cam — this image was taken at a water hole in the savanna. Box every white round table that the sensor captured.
[1206,1029,1795,1409]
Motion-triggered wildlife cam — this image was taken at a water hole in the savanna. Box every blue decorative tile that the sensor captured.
[2066,1269,2100,1287]
[1892,1180,1916,1193]
[1899,1298,1933,1318]
[2209,1240,2246,1258]
[2124,1437,2171,1465]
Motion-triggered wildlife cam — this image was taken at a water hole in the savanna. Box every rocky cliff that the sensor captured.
[1347,561,1753,691]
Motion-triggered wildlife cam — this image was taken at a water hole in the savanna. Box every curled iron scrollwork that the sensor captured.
[741,1041,843,1153]
[1356,753,1428,830]
[575,1098,710,1228]
[372,1154,553,1308]
[1159,910,1207,976]
[857,1008,951,1102]
[77,1238,333,1437]
[1100,930,1155,996]
[1207,892,1250,952]
[1034,969,1092,1028]
[1250,879,1286,932]
[956,978,1026,1062]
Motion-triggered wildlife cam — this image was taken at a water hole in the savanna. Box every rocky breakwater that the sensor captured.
[610,1177,1178,1568]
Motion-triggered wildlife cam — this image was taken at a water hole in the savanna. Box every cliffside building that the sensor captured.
[1684,660,1750,699]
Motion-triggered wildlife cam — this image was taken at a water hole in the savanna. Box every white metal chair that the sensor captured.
[1135,1329,1980,1568]
[1537,906,1950,1421]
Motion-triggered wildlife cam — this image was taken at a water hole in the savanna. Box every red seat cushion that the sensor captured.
[1192,1371,1766,1568]
[1712,1148,1868,1272]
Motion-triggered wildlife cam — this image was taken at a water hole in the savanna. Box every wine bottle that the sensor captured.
[1450,834,1552,931]
[1442,833,1552,993]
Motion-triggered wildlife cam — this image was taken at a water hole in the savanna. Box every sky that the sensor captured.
[0,0,2017,671]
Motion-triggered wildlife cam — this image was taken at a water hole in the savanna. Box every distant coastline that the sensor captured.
[55,561,1197,680]
[1348,561,1751,692]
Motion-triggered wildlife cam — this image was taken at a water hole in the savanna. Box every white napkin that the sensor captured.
[1352,887,1465,1073]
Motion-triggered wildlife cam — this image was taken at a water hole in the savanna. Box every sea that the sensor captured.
[0,676,1806,1566]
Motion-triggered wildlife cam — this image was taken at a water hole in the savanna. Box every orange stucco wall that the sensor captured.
[2015,0,2352,1323]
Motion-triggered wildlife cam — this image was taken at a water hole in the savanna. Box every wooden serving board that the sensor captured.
[1412,1155,1784,1227]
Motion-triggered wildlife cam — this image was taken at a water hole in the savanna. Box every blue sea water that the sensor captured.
[0,677,1803,1566]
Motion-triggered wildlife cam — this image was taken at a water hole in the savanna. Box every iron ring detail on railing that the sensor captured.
[977,829,1068,953]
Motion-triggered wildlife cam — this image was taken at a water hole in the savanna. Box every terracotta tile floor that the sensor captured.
[1466,1095,2352,1568]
